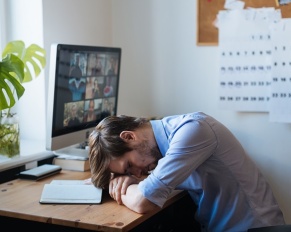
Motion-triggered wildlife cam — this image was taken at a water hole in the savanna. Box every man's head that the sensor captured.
[89,115,162,189]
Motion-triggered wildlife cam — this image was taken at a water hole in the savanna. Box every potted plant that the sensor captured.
[0,40,46,159]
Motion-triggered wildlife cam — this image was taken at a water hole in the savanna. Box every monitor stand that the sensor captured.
[53,142,89,160]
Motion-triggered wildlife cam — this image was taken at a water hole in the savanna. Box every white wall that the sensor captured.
[42,0,113,105]
[4,0,46,142]
[41,0,290,223]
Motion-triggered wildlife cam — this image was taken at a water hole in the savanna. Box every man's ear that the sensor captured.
[120,131,135,142]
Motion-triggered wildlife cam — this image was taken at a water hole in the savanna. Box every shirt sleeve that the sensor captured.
[138,117,218,207]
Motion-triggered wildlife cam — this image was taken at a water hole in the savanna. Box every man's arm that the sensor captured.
[121,184,159,214]
[109,175,159,214]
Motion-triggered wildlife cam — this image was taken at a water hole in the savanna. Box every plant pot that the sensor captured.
[0,114,20,160]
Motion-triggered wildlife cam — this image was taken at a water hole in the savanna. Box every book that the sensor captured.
[18,164,62,181]
[39,180,102,204]
[53,157,90,172]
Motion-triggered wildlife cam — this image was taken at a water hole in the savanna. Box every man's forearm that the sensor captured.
[121,184,159,214]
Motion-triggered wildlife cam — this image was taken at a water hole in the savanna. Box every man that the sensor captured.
[88,112,285,232]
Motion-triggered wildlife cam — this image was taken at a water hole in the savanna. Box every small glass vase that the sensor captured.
[0,113,20,160]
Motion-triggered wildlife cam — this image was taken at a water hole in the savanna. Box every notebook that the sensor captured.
[39,180,102,204]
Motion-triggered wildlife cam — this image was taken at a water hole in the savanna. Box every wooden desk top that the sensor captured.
[0,170,186,232]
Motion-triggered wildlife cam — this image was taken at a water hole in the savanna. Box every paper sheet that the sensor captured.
[217,8,281,112]
[269,18,291,123]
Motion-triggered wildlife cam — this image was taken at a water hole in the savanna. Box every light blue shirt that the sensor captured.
[138,112,285,232]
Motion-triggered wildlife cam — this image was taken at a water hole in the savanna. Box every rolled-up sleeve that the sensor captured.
[138,113,217,207]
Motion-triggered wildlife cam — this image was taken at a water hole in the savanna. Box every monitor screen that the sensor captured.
[46,44,121,157]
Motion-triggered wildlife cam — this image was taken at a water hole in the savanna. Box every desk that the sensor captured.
[0,170,199,232]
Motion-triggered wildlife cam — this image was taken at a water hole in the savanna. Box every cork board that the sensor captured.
[197,0,291,46]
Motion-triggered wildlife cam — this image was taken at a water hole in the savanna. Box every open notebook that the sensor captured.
[39,180,102,204]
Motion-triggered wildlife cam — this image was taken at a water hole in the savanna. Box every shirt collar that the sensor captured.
[150,120,169,156]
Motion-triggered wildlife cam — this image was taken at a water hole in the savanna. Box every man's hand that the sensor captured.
[109,175,140,204]
[109,175,158,213]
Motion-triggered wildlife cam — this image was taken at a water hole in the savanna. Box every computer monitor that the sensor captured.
[46,43,121,157]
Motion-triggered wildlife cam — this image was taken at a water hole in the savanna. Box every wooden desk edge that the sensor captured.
[0,171,188,232]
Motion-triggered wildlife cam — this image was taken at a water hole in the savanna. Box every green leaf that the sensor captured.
[2,40,46,83]
[0,54,25,110]
[0,40,46,111]
[22,43,46,83]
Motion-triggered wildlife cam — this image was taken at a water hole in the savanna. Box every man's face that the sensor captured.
[108,141,161,178]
